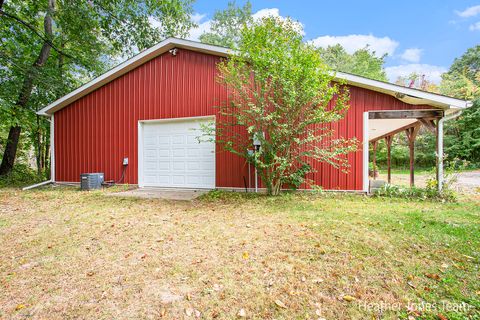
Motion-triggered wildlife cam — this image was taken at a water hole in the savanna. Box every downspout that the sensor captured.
[437,110,463,192]
[22,114,54,191]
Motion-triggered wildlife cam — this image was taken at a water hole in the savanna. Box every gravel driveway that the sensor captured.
[376,170,480,194]
[455,170,480,193]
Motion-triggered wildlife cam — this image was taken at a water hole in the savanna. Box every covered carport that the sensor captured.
[366,108,461,192]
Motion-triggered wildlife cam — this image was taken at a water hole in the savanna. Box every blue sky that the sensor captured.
[189,0,479,83]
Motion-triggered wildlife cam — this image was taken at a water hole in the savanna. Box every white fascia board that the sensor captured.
[37,38,231,116]
[335,72,471,109]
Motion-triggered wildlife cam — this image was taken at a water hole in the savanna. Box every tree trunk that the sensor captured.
[0,126,21,175]
[0,0,55,175]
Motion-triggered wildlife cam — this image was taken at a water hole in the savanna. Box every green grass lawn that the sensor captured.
[0,187,479,319]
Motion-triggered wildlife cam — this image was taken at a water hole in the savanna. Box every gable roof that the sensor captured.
[38,37,472,116]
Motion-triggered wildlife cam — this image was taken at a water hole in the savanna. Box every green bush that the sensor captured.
[373,184,456,202]
[0,164,46,188]
[374,157,468,202]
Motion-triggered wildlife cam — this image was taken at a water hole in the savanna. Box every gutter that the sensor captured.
[22,113,55,191]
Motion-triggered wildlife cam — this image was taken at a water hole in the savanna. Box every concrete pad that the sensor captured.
[107,187,208,200]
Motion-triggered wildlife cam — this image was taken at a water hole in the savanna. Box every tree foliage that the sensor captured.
[0,0,196,176]
[440,45,480,165]
[211,17,358,195]
[199,0,252,48]
[317,44,388,81]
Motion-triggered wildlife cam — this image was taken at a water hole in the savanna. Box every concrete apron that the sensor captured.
[107,187,209,201]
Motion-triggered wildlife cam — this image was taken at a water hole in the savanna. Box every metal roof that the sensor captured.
[38,37,471,116]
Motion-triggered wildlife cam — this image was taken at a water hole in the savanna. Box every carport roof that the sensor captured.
[37,37,472,116]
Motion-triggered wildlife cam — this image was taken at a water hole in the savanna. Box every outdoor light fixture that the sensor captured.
[169,48,178,56]
[253,132,264,151]
[252,132,264,193]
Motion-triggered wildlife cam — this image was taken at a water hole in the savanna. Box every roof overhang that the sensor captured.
[37,37,471,116]
[335,72,471,111]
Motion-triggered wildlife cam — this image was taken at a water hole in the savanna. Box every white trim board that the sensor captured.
[37,38,471,116]
[50,114,55,182]
[363,112,369,193]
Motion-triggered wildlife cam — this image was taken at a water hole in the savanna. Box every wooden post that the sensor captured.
[385,135,393,184]
[372,140,378,180]
[405,126,420,187]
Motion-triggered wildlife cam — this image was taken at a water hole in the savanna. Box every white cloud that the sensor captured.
[385,64,447,84]
[469,21,480,31]
[251,8,305,35]
[456,5,480,17]
[400,48,423,63]
[188,14,212,40]
[310,34,399,57]
[188,7,304,41]
[252,8,280,20]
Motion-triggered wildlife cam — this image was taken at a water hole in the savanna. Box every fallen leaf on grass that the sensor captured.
[274,299,287,308]
[237,308,246,317]
[342,295,355,302]
[15,304,25,311]
[158,307,167,317]
[242,251,249,260]
[437,313,448,320]
[425,273,441,281]
[86,271,95,277]
[407,281,416,289]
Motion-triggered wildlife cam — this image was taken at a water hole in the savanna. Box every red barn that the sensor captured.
[38,38,470,193]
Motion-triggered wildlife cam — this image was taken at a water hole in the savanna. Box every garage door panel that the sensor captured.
[144,149,157,158]
[158,136,170,144]
[157,161,170,170]
[141,118,215,188]
[157,175,171,184]
[173,162,185,170]
[172,175,185,185]
[172,135,185,144]
[173,148,186,157]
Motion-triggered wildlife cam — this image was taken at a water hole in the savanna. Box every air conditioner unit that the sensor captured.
[80,173,104,190]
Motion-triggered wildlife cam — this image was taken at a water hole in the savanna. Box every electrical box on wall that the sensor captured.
[123,157,129,166]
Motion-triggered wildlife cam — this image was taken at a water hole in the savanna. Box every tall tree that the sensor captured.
[317,44,388,81]
[440,45,480,165]
[199,0,252,48]
[210,17,358,195]
[0,0,196,175]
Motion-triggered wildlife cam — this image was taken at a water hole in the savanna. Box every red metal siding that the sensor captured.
[54,49,431,191]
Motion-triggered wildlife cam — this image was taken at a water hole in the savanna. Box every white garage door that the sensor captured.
[140,118,215,188]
